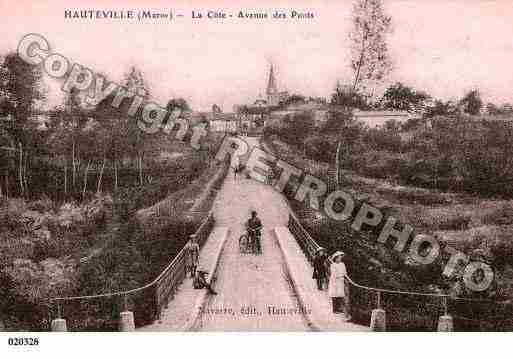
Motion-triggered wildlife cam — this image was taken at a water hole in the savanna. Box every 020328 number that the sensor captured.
[8,337,39,346]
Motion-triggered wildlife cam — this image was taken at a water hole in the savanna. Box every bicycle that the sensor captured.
[239,228,261,254]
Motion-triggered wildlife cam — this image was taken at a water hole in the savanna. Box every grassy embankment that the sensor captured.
[0,132,229,330]
[262,135,513,330]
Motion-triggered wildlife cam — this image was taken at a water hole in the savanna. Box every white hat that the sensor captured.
[330,251,346,261]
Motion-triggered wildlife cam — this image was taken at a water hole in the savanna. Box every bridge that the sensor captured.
[46,137,501,332]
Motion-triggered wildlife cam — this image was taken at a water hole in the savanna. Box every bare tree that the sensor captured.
[334,0,392,188]
[350,0,393,92]
[0,53,45,197]
[64,88,84,191]
[460,89,483,116]
[123,67,150,186]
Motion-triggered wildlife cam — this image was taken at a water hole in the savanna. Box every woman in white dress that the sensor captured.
[328,251,347,315]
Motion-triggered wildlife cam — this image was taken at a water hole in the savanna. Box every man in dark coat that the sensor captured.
[246,210,263,254]
[313,248,328,290]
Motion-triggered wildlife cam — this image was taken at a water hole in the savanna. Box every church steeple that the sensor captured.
[266,63,278,95]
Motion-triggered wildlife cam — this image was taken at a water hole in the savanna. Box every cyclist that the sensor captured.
[246,210,263,254]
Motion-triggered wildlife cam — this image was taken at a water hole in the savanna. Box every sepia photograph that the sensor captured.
[1,2,513,352]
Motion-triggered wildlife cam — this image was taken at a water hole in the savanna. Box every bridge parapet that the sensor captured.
[47,213,215,331]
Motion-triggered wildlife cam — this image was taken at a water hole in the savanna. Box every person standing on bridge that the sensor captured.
[231,146,241,180]
[312,248,328,290]
[232,155,239,180]
[328,251,348,315]
[184,237,200,278]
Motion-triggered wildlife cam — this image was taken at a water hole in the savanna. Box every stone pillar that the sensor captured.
[344,278,352,320]
[370,309,386,331]
[51,318,67,332]
[119,311,135,331]
[437,315,454,332]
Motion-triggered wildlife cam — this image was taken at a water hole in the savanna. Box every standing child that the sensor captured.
[232,152,240,180]
[312,248,328,290]
[328,251,348,315]
[184,237,200,278]
[193,270,218,295]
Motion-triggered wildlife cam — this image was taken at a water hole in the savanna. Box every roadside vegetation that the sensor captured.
[262,96,513,329]
[0,53,227,330]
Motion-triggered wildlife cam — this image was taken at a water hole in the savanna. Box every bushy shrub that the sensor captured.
[436,213,471,231]
[386,188,450,206]
[304,136,337,163]
[363,127,403,153]
[272,112,316,148]
[482,203,513,226]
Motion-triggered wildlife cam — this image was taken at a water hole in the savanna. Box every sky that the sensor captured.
[0,0,512,111]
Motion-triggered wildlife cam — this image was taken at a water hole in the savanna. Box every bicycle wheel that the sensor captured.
[239,234,248,253]
[255,235,262,255]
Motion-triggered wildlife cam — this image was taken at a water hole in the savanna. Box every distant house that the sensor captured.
[209,113,238,132]
[268,110,296,120]
[186,111,239,132]
[353,110,420,128]
[0,114,13,123]
[236,106,268,134]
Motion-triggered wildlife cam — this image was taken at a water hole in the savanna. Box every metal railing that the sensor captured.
[48,213,215,331]
[287,213,513,331]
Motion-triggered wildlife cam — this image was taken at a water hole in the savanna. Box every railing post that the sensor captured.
[51,301,67,332]
[345,277,352,321]
[437,296,454,332]
[370,291,386,331]
[119,295,135,332]
[152,284,161,322]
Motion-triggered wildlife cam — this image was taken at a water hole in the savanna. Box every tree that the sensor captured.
[78,125,96,200]
[45,107,70,198]
[212,103,222,114]
[454,119,513,195]
[163,98,190,128]
[331,80,373,187]
[0,53,45,197]
[280,112,315,148]
[381,82,430,113]
[123,67,150,186]
[166,98,190,113]
[486,102,501,116]
[330,82,369,109]
[278,94,306,108]
[349,0,393,92]
[460,89,482,115]
[336,118,364,185]
[425,99,460,118]
[64,88,88,192]
[93,80,132,193]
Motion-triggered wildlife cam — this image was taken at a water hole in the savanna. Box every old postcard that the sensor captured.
[1,0,513,343]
